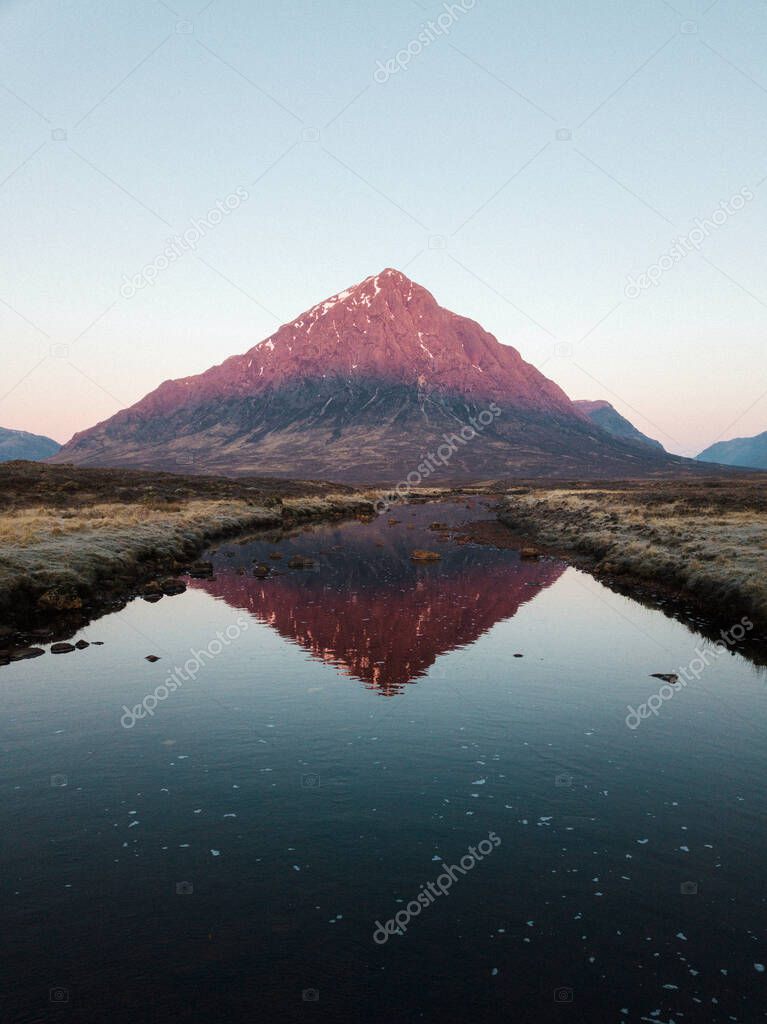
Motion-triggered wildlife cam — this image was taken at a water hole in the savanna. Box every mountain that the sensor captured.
[697,430,767,470]
[52,269,691,483]
[0,427,60,463]
[573,400,664,451]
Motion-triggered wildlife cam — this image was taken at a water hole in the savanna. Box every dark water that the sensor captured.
[2,499,766,1023]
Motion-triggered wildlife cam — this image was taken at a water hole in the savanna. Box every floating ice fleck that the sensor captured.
[210,849,220,857]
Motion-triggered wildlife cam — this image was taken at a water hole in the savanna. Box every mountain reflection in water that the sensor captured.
[191,500,566,694]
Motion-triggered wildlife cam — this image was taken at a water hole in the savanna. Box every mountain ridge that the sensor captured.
[697,430,767,470]
[0,426,60,463]
[573,399,664,451]
[52,269,696,482]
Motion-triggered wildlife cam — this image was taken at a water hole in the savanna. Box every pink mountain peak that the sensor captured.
[108,269,579,426]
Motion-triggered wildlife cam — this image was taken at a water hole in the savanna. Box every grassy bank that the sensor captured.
[497,478,767,632]
[0,462,375,642]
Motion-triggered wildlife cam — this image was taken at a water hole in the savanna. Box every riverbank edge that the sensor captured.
[0,494,379,656]
[496,488,767,639]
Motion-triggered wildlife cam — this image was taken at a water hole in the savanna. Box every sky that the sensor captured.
[0,0,765,457]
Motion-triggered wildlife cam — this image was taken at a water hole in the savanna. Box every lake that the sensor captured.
[2,498,766,1023]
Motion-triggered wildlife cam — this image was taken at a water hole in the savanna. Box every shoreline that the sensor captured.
[495,479,767,646]
[0,463,383,660]
[0,495,376,659]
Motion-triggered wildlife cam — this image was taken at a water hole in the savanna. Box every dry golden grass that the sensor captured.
[0,501,230,547]
[0,482,375,621]
[499,482,767,627]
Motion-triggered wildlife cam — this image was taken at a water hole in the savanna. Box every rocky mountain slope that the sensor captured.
[697,430,767,470]
[574,400,664,451]
[52,269,692,483]
[0,427,60,463]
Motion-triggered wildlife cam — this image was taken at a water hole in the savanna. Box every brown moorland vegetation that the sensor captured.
[0,461,376,649]
[497,477,767,635]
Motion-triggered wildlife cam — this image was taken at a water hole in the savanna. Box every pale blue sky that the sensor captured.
[1,0,765,455]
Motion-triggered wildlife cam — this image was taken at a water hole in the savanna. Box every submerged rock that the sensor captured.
[253,564,270,578]
[187,562,214,579]
[50,642,76,654]
[288,555,315,569]
[410,550,442,562]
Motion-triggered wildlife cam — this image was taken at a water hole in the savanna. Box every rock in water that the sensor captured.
[288,556,315,569]
[410,550,442,562]
[50,643,76,654]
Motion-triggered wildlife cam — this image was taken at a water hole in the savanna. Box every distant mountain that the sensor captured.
[53,269,692,482]
[697,430,767,470]
[0,427,60,463]
[573,400,664,452]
